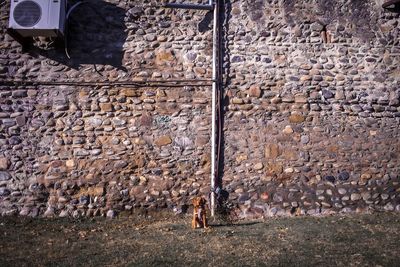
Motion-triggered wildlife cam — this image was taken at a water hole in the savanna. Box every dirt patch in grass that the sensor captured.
[0,212,400,266]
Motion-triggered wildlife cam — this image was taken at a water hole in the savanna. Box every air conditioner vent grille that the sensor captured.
[13,1,42,27]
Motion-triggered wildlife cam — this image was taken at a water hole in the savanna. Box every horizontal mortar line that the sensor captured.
[229,50,400,55]
[229,52,400,57]
[230,48,400,53]
[0,79,214,89]
[230,43,400,51]
[229,42,400,48]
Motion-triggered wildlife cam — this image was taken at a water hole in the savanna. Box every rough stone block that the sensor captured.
[15,116,26,126]
[99,103,113,112]
[66,160,75,168]
[12,90,27,98]
[155,136,172,147]
[248,85,262,98]
[236,154,248,163]
[232,98,244,104]
[266,163,283,175]
[265,144,280,159]
[351,193,361,201]
[361,173,372,182]
[119,88,142,97]
[195,135,209,147]
[289,114,305,123]
[294,95,308,103]
[155,50,175,65]
[0,158,10,171]
[284,167,294,173]
[282,149,298,161]
[253,162,264,170]
[282,125,294,134]
[90,186,105,196]
[0,171,11,181]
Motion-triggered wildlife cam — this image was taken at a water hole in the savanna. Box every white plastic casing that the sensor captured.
[8,0,66,37]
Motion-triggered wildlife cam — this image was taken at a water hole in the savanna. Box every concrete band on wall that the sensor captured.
[0,0,399,218]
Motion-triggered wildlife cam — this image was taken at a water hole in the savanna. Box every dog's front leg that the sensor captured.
[192,209,197,229]
[202,212,208,228]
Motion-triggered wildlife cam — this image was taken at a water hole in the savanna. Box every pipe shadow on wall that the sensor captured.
[198,10,214,32]
[29,0,129,70]
[216,0,232,190]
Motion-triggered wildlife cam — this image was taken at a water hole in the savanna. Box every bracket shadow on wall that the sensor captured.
[165,1,214,32]
[8,0,128,70]
[382,0,400,12]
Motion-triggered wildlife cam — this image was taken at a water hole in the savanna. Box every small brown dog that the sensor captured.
[192,196,209,229]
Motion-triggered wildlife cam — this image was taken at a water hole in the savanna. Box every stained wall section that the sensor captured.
[0,0,399,218]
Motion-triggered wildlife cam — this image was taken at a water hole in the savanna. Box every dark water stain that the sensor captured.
[346,0,378,41]
[282,0,296,25]
[244,0,265,24]
[282,0,378,42]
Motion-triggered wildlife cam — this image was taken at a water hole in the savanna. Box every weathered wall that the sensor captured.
[0,0,399,218]
[0,0,214,217]
[223,0,400,218]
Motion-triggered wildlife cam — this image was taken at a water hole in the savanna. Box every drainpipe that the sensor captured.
[211,0,218,217]
[165,0,218,217]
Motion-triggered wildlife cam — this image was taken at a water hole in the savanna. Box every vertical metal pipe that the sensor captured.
[210,0,218,217]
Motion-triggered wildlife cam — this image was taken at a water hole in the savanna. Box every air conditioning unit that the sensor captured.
[8,0,67,38]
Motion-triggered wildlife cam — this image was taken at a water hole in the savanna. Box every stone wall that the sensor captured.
[223,0,400,218]
[0,0,399,218]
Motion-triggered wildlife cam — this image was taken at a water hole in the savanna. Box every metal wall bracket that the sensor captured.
[165,3,213,10]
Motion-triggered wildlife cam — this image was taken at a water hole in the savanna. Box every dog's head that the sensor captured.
[192,196,206,208]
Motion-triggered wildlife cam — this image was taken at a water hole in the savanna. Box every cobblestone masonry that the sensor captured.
[0,0,399,218]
